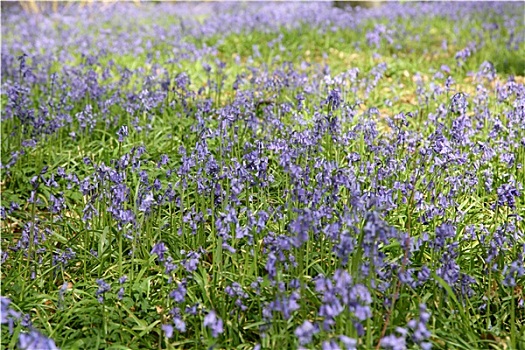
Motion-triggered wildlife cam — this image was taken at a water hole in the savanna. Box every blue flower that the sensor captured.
[339,335,357,350]
[380,334,406,350]
[162,324,173,339]
[18,329,60,350]
[295,320,318,345]
[95,279,111,303]
[203,310,223,338]
[151,242,167,262]
[1,296,21,334]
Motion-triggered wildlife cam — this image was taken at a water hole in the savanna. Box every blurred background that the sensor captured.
[1,0,383,14]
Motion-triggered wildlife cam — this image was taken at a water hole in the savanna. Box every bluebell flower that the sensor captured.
[437,252,460,286]
[139,192,155,213]
[1,296,21,334]
[326,88,342,110]
[58,282,69,306]
[182,250,201,272]
[269,291,300,320]
[52,248,76,268]
[502,260,524,287]
[225,282,249,311]
[18,329,60,350]
[173,315,186,332]
[322,339,341,350]
[380,334,406,350]
[339,335,357,350]
[496,183,520,209]
[95,279,111,303]
[417,266,431,286]
[164,256,178,276]
[117,125,129,143]
[185,303,199,316]
[294,320,318,345]
[450,92,468,115]
[151,242,167,262]
[203,310,223,338]
[433,222,456,250]
[170,280,187,303]
[407,304,432,345]
[162,324,174,338]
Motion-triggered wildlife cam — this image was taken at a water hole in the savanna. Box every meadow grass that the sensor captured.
[1,2,524,349]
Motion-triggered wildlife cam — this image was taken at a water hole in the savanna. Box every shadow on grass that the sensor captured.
[494,54,525,77]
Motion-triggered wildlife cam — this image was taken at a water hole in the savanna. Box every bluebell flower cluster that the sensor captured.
[1,1,524,348]
[1,297,59,349]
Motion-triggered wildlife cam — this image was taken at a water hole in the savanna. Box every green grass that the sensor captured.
[1,3,525,350]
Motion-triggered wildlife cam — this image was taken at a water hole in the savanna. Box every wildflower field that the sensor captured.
[1,2,525,349]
